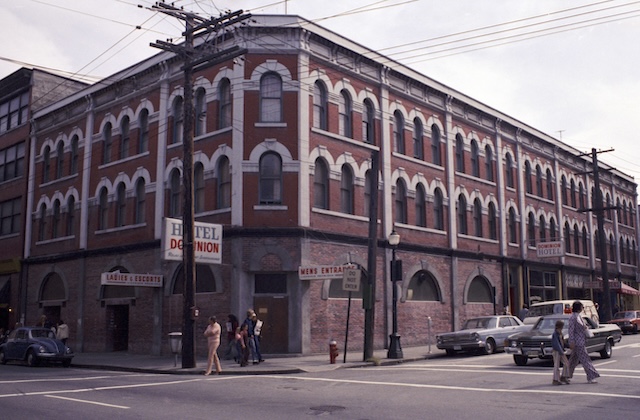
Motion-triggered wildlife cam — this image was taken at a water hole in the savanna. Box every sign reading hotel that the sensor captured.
[537,241,564,258]
[101,272,163,287]
[298,264,356,280]
[163,218,223,264]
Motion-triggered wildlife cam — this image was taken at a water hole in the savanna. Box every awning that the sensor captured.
[619,283,640,296]
[0,276,10,304]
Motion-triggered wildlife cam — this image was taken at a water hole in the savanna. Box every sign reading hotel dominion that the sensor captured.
[162,218,223,264]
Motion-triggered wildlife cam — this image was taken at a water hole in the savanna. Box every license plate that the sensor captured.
[453,345,462,350]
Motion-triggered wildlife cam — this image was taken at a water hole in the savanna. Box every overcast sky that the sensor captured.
[2,0,639,185]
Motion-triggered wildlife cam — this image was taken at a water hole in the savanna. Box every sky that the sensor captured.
[2,0,640,184]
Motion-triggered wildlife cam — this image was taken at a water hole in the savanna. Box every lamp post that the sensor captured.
[388,230,403,359]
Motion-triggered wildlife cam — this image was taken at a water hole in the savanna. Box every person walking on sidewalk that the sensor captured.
[236,324,249,367]
[551,319,570,385]
[224,314,239,361]
[56,320,69,345]
[203,316,222,375]
[567,301,600,384]
[243,309,259,365]
[252,312,265,363]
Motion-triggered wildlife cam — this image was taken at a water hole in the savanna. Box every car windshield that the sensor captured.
[614,311,635,319]
[534,317,567,333]
[463,318,495,329]
[31,329,55,339]
[528,303,567,317]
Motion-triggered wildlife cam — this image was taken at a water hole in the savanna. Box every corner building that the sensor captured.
[22,15,638,356]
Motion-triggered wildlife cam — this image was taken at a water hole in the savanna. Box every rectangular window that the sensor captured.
[0,91,29,134]
[0,142,25,182]
[0,197,21,235]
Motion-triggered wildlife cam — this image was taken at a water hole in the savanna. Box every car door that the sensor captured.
[10,329,30,359]
[496,317,523,344]
[584,317,602,352]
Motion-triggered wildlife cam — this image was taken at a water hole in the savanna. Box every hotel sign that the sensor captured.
[537,241,564,258]
[101,272,163,287]
[162,218,222,264]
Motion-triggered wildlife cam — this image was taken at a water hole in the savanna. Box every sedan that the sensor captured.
[0,327,73,367]
[610,311,640,334]
[436,315,530,355]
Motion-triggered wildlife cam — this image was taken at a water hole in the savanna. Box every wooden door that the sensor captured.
[253,296,288,354]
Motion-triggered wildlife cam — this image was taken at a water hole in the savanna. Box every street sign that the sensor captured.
[342,267,361,292]
[298,264,355,280]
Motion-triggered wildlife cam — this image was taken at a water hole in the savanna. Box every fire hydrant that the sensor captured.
[329,340,339,364]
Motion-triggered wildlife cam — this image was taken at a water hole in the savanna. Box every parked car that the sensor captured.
[436,315,530,356]
[609,311,640,334]
[505,314,622,366]
[524,299,599,326]
[0,327,73,367]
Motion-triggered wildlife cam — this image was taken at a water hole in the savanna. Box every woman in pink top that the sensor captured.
[204,316,222,375]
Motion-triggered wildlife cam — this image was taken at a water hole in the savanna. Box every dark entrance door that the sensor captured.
[253,295,288,354]
[106,305,129,351]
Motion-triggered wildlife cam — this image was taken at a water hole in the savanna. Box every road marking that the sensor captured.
[252,375,640,400]
[45,395,129,409]
[0,373,151,385]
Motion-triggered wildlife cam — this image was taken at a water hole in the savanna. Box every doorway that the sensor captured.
[253,295,288,354]
[106,305,129,351]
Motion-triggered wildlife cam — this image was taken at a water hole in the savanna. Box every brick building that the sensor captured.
[10,15,640,356]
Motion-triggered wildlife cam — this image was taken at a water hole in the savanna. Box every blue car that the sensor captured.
[0,327,73,367]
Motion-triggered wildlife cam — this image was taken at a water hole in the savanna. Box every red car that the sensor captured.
[610,311,640,334]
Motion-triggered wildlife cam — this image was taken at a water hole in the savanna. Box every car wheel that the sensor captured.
[0,350,7,365]
[599,339,612,359]
[633,324,638,334]
[26,350,39,367]
[445,349,455,357]
[483,339,496,355]
[514,355,528,366]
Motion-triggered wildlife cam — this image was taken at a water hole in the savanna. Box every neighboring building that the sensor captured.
[12,15,638,356]
[0,68,86,333]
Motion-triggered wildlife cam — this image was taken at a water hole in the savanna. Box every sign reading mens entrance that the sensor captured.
[162,218,223,264]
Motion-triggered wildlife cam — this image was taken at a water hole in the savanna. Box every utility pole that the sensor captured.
[578,148,616,323]
[364,150,380,361]
[151,1,251,368]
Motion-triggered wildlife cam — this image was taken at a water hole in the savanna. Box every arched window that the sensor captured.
[457,194,467,235]
[570,179,576,208]
[194,88,207,137]
[633,241,637,265]
[595,230,600,259]
[138,109,149,154]
[120,116,130,159]
[616,198,622,222]
[260,72,282,122]
[626,238,631,264]
[488,202,497,240]
[485,145,494,182]
[173,264,217,294]
[171,97,184,144]
[415,184,426,227]
[470,140,480,177]
[116,183,126,227]
[102,123,112,164]
[508,207,517,243]
[619,237,625,264]
[52,199,61,238]
[413,118,423,160]
[505,153,515,188]
[194,162,205,213]
[578,182,585,209]
[99,187,108,230]
[40,273,65,302]
[550,217,557,241]
[362,99,375,144]
[455,134,465,173]
[259,152,282,204]
[38,203,46,241]
[468,276,493,303]
[539,215,546,243]
[609,233,615,261]
[606,193,612,220]
[395,179,407,224]
[561,176,568,205]
[528,212,536,246]
[340,164,354,214]
[338,90,352,138]
[313,158,329,210]
[218,78,231,129]
[582,227,588,256]
[407,271,441,301]
[524,161,532,194]
[431,124,441,166]
[169,169,181,217]
[564,222,571,254]
[70,135,79,175]
[43,146,51,183]
[574,224,580,255]
[313,81,328,130]
[536,165,543,197]
[434,188,444,231]
[623,200,629,225]
[66,196,75,236]
[364,170,373,217]
[546,168,554,200]
[473,198,482,237]
[55,142,64,179]
[393,111,405,154]
[135,178,145,224]
[217,156,231,209]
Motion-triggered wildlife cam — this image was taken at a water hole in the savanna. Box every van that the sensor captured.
[524,299,599,326]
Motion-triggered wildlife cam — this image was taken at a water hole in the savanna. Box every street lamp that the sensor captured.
[388,230,403,359]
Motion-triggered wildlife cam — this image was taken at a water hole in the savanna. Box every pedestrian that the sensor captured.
[567,301,600,384]
[236,324,249,367]
[56,320,69,345]
[243,309,259,364]
[518,304,529,321]
[551,319,570,385]
[252,312,265,363]
[224,314,239,361]
[203,316,222,375]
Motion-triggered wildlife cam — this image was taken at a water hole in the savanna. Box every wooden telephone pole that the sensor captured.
[150,2,251,368]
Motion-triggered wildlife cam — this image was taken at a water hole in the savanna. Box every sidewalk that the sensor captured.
[71,344,442,375]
